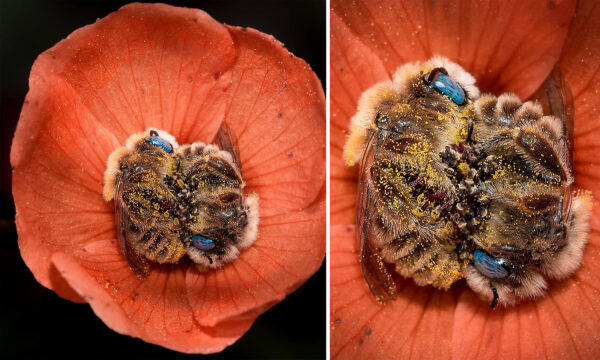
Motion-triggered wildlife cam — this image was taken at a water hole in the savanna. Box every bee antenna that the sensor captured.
[489,281,499,309]
[149,130,159,137]
[203,253,213,264]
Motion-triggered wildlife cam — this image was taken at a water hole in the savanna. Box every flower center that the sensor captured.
[103,128,259,279]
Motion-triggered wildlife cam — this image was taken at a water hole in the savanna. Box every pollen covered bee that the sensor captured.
[103,127,259,279]
[344,56,592,307]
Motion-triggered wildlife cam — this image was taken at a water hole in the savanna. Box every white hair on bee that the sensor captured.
[465,265,548,306]
[238,194,260,250]
[124,128,180,151]
[390,61,423,94]
[542,192,593,279]
[103,146,129,201]
[343,81,394,166]
[187,243,240,269]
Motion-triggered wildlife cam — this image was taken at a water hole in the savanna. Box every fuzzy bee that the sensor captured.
[344,56,592,307]
[103,126,259,279]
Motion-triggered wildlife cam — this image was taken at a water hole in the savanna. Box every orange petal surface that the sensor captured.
[224,26,326,217]
[330,11,388,225]
[331,225,455,360]
[332,0,576,99]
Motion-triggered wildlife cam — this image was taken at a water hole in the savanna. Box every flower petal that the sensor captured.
[21,3,235,145]
[330,11,388,226]
[332,0,576,99]
[331,225,455,359]
[330,11,388,182]
[13,78,120,302]
[187,190,325,327]
[51,239,257,354]
[223,26,325,217]
[561,0,600,203]
[12,1,237,309]
[331,178,357,226]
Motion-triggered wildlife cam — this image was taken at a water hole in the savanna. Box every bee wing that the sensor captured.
[115,172,150,280]
[544,65,574,169]
[357,131,398,304]
[216,121,242,174]
[543,65,575,220]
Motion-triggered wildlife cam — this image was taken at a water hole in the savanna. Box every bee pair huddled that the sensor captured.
[103,127,259,279]
[345,57,592,308]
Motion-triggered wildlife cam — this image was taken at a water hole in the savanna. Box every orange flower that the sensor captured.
[331,0,600,358]
[12,3,325,353]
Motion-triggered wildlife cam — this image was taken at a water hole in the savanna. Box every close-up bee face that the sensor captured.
[103,127,259,279]
[345,56,592,307]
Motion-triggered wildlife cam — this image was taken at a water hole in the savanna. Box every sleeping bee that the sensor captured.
[344,56,592,307]
[103,126,259,279]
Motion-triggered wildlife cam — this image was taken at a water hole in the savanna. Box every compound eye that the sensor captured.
[473,250,509,279]
[192,235,216,251]
[144,131,173,153]
[423,67,466,105]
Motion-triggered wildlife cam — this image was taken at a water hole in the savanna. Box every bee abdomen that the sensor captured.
[138,229,186,263]
[412,252,464,289]
[382,235,464,289]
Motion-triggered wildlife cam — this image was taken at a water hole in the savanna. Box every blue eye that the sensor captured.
[192,235,215,251]
[145,135,173,153]
[473,250,509,279]
[424,68,466,105]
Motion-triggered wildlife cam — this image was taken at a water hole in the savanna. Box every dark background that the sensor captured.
[0,1,325,359]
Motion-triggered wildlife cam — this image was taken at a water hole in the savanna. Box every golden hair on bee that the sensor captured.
[346,56,592,308]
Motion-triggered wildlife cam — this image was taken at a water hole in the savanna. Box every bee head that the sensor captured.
[143,129,174,153]
[466,247,549,308]
[391,56,479,104]
[122,128,178,155]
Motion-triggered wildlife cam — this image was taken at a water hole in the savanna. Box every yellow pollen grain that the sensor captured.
[458,162,470,176]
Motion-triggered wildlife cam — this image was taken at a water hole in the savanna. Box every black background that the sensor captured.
[0,1,325,358]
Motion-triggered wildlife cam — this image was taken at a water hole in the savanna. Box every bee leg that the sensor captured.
[466,119,474,143]
[554,195,564,223]
[203,253,214,265]
[489,281,499,309]
[456,239,470,261]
